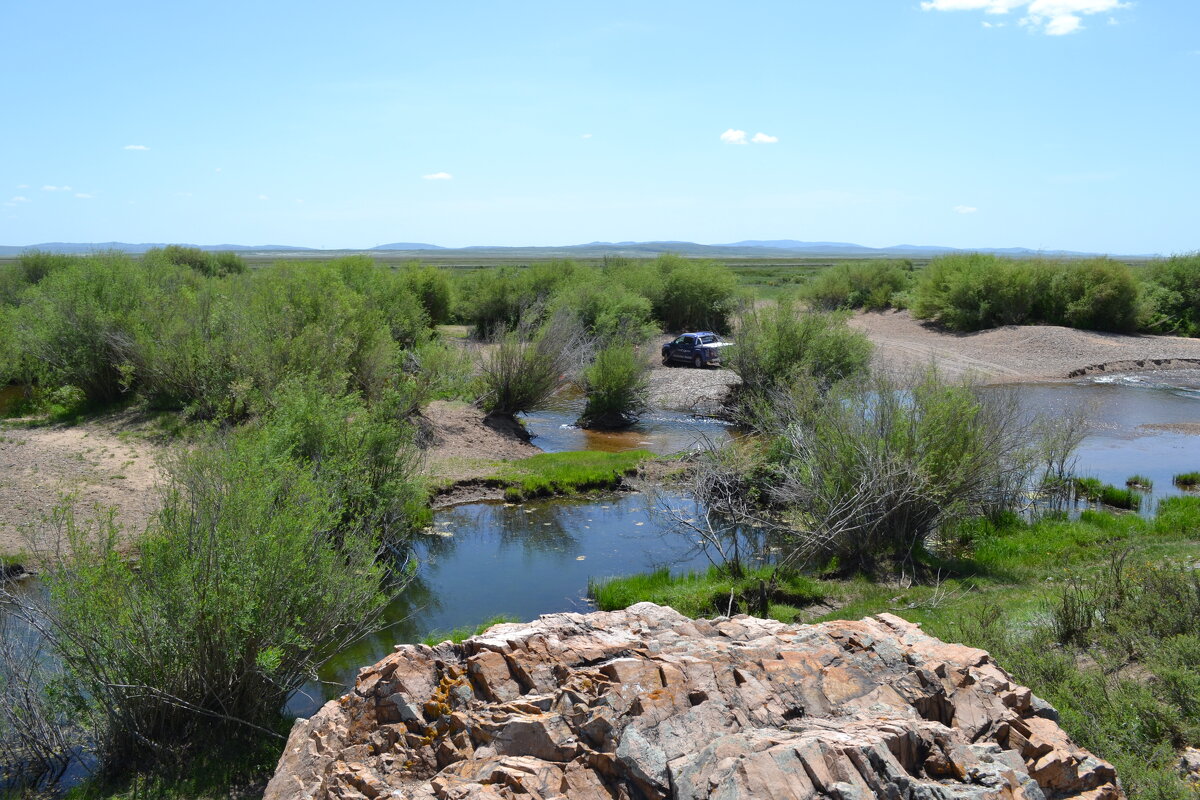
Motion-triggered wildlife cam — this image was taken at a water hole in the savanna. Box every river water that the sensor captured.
[5,372,1200,730]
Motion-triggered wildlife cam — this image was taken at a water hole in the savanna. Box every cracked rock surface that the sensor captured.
[266,604,1122,799]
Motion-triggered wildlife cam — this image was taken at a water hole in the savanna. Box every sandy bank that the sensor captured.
[850,310,1200,383]
[0,410,161,560]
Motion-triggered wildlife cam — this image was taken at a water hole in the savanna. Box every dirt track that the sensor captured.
[850,310,1200,383]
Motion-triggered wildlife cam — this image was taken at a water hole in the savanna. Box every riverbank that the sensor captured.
[850,309,1200,382]
[0,409,161,561]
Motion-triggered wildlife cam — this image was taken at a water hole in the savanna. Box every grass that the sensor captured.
[485,449,652,501]
[1126,474,1154,490]
[1173,471,1200,489]
[420,614,520,646]
[593,497,1200,798]
[1099,484,1141,510]
[590,565,826,619]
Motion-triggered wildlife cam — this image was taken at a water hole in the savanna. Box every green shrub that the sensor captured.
[1048,258,1140,333]
[577,343,650,429]
[728,300,871,401]
[144,245,246,278]
[400,263,454,325]
[552,280,656,344]
[652,255,739,333]
[479,313,585,417]
[769,369,1037,569]
[7,252,156,404]
[37,414,406,770]
[801,260,913,311]
[911,254,1142,333]
[1143,253,1200,337]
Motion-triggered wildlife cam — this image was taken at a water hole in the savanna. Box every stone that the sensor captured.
[265,604,1123,799]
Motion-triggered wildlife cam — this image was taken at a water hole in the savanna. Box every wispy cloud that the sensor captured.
[422,172,453,180]
[16,184,28,189]
[42,185,72,192]
[954,205,979,214]
[74,193,94,199]
[4,196,30,207]
[720,128,748,145]
[123,144,150,151]
[751,132,779,144]
[257,194,269,200]
[581,133,593,139]
[920,0,1130,36]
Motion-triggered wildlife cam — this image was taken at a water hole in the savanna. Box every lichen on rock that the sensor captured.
[265,603,1122,799]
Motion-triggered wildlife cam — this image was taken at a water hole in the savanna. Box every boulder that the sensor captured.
[266,604,1122,799]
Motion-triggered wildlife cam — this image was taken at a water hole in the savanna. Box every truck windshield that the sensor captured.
[698,335,719,344]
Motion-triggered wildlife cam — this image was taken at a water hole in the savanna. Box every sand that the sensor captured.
[850,310,1200,383]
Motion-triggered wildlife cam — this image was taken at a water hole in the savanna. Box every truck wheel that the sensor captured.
[693,355,703,368]
[662,355,672,366]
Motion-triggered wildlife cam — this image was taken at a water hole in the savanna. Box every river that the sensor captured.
[3,371,1199,776]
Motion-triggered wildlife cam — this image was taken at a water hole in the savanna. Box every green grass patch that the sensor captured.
[1099,484,1141,510]
[485,449,651,501]
[590,565,825,620]
[1173,471,1200,489]
[421,614,520,646]
[1126,474,1154,490]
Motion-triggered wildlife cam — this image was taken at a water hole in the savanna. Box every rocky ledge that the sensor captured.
[266,604,1121,800]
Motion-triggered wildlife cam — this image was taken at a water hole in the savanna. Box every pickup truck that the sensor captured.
[661,332,733,368]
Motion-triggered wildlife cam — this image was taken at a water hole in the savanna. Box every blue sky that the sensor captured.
[2,1,1196,253]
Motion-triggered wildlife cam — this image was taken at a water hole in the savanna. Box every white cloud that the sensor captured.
[123,144,150,151]
[921,0,1129,35]
[751,132,779,144]
[4,196,30,206]
[581,133,593,139]
[74,193,94,199]
[954,205,979,214]
[422,172,453,180]
[257,194,269,200]
[42,185,72,192]
[215,167,223,172]
[720,128,748,145]
[16,184,28,189]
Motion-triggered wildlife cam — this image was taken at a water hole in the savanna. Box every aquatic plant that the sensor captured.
[1125,474,1153,490]
[1173,471,1200,489]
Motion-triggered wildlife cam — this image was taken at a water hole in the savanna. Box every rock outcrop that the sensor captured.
[266,604,1122,799]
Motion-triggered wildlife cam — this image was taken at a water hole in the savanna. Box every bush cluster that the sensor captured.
[0,253,446,418]
[801,260,913,311]
[577,342,650,428]
[456,254,740,339]
[2,384,427,775]
[727,299,871,419]
[911,254,1143,333]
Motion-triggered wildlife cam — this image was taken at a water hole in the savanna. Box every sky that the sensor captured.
[1,1,1197,253]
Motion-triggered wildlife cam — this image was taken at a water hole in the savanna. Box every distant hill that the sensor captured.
[371,243,445,251]
[0,240,1153,259]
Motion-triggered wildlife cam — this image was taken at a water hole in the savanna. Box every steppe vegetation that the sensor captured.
[782,250,1200,339]
[0,249,744,794]
[2,247,1199,798]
